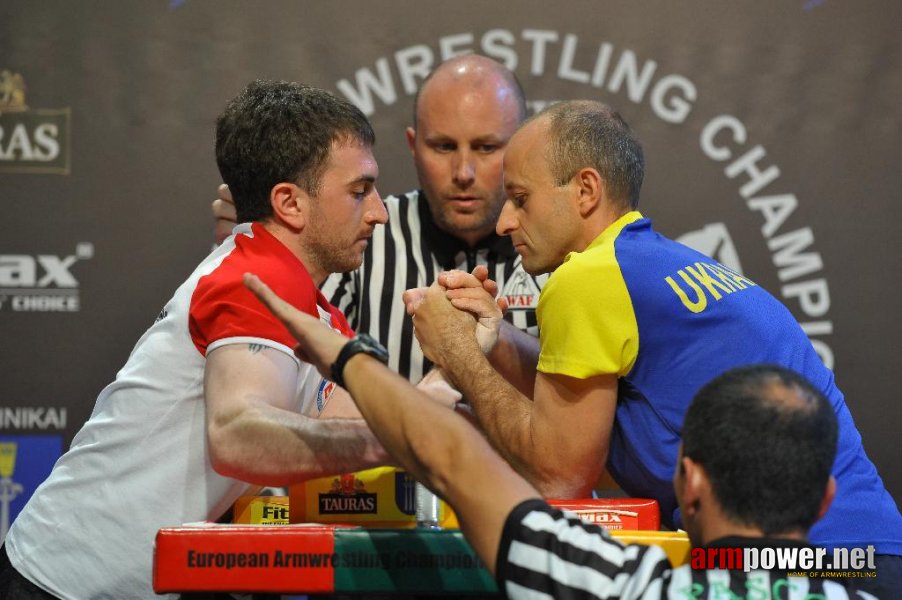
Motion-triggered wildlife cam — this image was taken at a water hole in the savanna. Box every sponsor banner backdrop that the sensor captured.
[0,436,63,543]
[1,0,900,511]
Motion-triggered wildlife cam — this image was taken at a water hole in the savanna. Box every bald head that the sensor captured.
[528,100,644,212]
[414,55,527,126]
[406,55,526,247]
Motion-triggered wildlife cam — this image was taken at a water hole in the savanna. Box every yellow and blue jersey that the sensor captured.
[538,212,902,554]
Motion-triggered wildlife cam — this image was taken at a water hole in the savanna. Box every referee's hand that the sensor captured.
[213,183,238,245]
[243,272,347,378]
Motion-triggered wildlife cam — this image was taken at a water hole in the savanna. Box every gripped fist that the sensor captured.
[410,284,478,368]
[438,267,507,354]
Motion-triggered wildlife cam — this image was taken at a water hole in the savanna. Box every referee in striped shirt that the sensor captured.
[246,273,878,599]
[214,54,545,385]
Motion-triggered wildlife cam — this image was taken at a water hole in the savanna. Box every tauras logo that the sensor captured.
[0,243,93,313]
[0,70,71,175]
[319,474,378,514]
[318,494,377,514]
[0,407,67,430]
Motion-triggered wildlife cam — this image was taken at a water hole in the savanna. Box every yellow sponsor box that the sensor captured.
[289,467,458,528]
[233,495,290,525]
[611,530,691,567]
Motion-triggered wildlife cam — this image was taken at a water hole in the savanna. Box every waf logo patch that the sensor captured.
[499,270,541,310]
[315,379,336,414]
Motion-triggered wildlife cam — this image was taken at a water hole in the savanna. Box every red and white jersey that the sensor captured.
[6,222,351,600]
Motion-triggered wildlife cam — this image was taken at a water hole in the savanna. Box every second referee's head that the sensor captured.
[406,55,526,248]
[675,364,838,546]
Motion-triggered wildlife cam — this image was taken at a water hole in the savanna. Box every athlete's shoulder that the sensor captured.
[198,223,318,314]
[553,237,623,289]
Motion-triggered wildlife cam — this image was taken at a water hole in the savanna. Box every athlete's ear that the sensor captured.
[575,167,603,217]
[270,182,307,231]
[405,127,417,155]
[815,476,837,523]
[678,456,710,520]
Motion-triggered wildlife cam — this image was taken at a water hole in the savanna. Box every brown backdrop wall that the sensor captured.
[1,0,899,532]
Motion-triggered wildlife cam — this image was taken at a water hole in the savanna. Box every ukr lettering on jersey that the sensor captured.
[665,261,757,313]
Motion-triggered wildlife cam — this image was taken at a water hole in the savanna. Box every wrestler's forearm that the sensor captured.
[343,355,469,495]
[440,340,543,482]
[488,321,540,396]
[342,353,539,574]
[208,406,390,486]
[443,338,607,498]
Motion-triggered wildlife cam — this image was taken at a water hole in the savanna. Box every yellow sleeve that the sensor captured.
[536,246,639,379]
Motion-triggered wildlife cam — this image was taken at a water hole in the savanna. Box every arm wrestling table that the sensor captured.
[153,521,690,595]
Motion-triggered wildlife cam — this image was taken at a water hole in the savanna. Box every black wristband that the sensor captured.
[330,333,389,388]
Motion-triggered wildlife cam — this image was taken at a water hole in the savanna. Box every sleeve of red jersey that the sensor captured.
[189,269,319,359]
[326,300,355,338]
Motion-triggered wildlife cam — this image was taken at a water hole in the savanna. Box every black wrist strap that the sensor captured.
[330,334,389,388]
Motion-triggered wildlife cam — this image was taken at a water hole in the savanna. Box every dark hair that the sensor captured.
[537,100,644,211]
[215,80,375,223]
[413,55,527,126]
[682,364,838,535]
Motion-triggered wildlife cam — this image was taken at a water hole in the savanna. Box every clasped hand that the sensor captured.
[402,265,508,367]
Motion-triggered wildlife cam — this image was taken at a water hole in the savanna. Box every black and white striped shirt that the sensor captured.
[497,500,877,599]
[322,190,546,382]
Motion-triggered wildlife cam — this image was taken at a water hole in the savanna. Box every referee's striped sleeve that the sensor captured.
[495,501,879,599]
[496,499,671,599]
[321,270,359,330]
